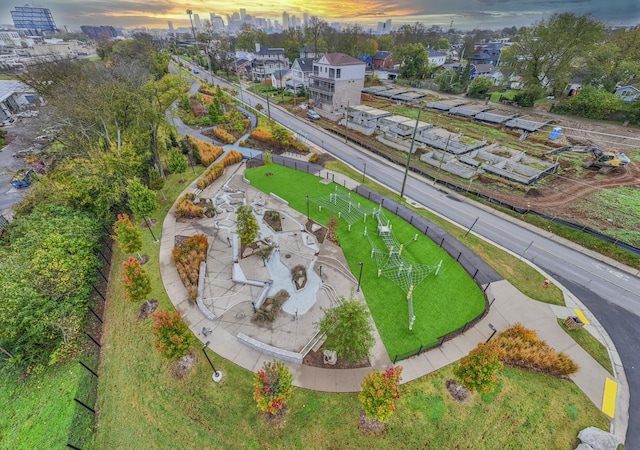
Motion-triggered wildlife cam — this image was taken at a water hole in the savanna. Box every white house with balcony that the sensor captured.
[309,53,365,112]
[287,57,315,92]
[250,43,289,82]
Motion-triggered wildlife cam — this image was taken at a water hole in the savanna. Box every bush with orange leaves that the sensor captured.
[214,127,236,144]
[196,163,224,190]
[222,149,243,166]
[494,323,578,377]
[249,128,274,145]
[171,234,208,300]
[188,136,223,166]
[175,193,205,219]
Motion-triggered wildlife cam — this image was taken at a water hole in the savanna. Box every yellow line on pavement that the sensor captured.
[602,377,617,418]
[574,308,590,325]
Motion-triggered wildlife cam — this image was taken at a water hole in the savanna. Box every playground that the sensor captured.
[243,164,486,359]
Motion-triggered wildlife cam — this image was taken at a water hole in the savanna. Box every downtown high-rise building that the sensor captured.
[303,12,309,28]
[10,5,58,35]
[282,12,290,29]
[194,14,202,29]
[168,21,174,31]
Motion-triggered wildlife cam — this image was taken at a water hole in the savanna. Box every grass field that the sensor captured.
[0,361,79,449]
[245,164,485,358]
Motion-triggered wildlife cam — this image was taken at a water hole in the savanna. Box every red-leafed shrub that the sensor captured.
[221,150,243,166]
[151,309,194,360]
[175,193,205,219]
[188,136,223,165]
[196,162,224,190]
[121,256,152,302]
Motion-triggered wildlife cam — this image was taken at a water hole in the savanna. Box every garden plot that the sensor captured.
[415,127,487,155]
[420,151,479,179]
[426,99,467,111]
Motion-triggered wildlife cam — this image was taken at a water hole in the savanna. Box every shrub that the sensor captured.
[250,128,273,144]
[151,309,195,360]
[112,213,142,255]
[239,140,246,147]
[148,168,164,191]
[196,162,224,190]
[454,342,503,393]
[253,360,293,416]
[494,323,578,377]
[359,366,403,423]
[221,150,243,167]
[309,153,319,163]
[121,256,152,302]
[188,136,223,166]
[172,234,208,300]
[175,193,205,219]
[213,127,236,144]
[317,299,375,362]
[198,85,216,96]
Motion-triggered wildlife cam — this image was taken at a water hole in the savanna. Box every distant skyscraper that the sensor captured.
[168,21,174,31]
[10,5,58,35]
[282,12,290,29]
[194,14,202,29]
[291,16,298,29]
[385,19,392,32]
[240,9,247,21]
[303,12,309,27]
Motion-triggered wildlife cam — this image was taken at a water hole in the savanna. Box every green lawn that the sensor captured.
[0,361,79,449]
[245,164,485,358]
[557,319,614,374]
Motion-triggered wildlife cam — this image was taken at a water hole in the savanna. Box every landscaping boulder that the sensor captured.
[576,427,619,450]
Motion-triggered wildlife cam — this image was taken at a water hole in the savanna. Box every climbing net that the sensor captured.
[311,189,442,331]
[367,208,442,330]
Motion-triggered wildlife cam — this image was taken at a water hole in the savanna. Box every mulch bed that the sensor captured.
[305,220,327,244]
[445,379,471,402]
[303,343,370,369]
[358,410,386,435]
[172,351,197,379]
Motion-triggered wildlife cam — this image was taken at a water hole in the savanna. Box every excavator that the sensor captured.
[544,146,631,174]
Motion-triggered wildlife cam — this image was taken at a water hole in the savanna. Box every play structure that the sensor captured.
[312,187,442,331]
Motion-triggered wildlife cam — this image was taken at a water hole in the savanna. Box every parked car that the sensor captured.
[193,69,199,74]
[307,110,321,121]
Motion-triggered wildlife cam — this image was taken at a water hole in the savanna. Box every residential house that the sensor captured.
[427,48,446,67]
[375,68,399,81]
[287,57,315,92]
[372,51,393,69]
[309,53,366,112]
[251,43,289,82]
[614,85,640,103]
[0,80,42,121]
[299,45,321,59]
[233,58,252,79]
[271,69,292,89]
[468,42,502,67]
[473,64,498,80]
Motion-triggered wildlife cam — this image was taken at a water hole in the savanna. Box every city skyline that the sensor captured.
[1,0,638,32]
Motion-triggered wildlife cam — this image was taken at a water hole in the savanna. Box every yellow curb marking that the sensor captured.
[574,308,590,325]
[602,377,617,418]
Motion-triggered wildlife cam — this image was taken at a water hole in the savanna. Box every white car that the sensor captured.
[306,110,321,121]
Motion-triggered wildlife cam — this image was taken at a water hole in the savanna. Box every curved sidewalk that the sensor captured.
[158,146,627,443]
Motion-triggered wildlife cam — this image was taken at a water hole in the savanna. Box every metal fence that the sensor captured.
[66,232,112,450]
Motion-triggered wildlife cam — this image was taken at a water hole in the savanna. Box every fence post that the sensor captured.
[92,284,106,303]
[393,354,398,364]
[456,252,461,262]
[472,269,479,280]
[483,282,491,292]
[84,331,101,348]
[87,306,103,324]
[425,225,429,234]
[409,216,413,225]
[440,237,445,247]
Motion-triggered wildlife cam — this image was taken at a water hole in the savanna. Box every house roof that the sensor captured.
[427,48,445,58]
[235,58,250,66]
[372,51,391,60]
[273,69,291,78]
[257,46,285,56]
[615,85,640,93]
[475,64,497,73]
[322,53,365,66]
[294,57,316,72]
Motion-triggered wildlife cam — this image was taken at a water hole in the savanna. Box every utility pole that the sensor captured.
[400,107,422,198]
[186,10,199,70]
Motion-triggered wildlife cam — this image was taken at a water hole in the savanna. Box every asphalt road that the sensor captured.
[186,66,640,445]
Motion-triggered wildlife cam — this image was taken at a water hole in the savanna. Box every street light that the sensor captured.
[201,341,223,382]
[305,194,310,220]
[356,262,364,292]
[362,161,367,183]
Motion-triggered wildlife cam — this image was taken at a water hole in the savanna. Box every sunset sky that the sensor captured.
[0,0,638,31]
